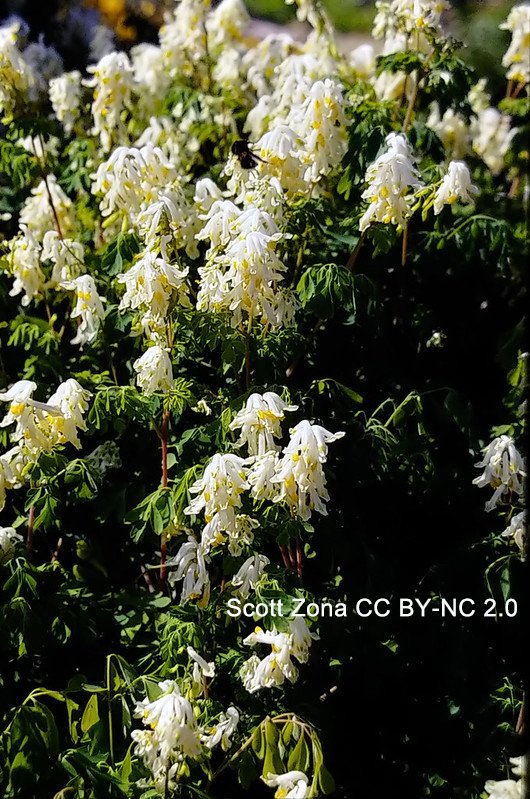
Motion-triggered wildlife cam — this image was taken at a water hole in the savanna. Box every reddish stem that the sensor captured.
[27,505,35,555]
[294,538,303,579]
[279,544,293,569]
[159,409,170,587]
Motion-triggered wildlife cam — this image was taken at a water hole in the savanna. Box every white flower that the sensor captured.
[206,0,249,50]
[248,451,281,502]
[5,232,45,306]
[272,420,345,521]
[359,132,423,232]
[46,379,91,449]
[60,274,106,347]
[201,706,239,750]
[0,525,23,563]
[48,71,82,134]
[134,680,202,770]
[433,161,478,215]
[230,392,298,456]
[0,445,30,510]
[133,346,174,396]
[287,78,349,184]
[0,380,59,452]
[484,779,524,799]
[427,104,470,160]
[167,537,211,604]
[241,627,299,693]
[42,231,84,284]
[473,436,526,511]
[471,107,517,175]
[231,553,270,598]
[350,43,376,78]
[288,616,319,664]
[262,770,310,798]
[0,22,34,120]
[500,5,530,86]
[502,511,526,558]
[187,646,215,696]
[184,453,250,523]
[117,251,189,319]
[19,175,75,240]
[85,51,135,152]
[159,0,209,80]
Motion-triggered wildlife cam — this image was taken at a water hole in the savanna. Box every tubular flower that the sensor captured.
[500,4,530,86]
[19,175,76,240]
[117,251,190,319]
[132,680,202,790]
[133,346,174,396]
[359,132,423,232]
[0,22,34,121]
[230,392,298,456]
[433,161,478,215]
[60,274,106,347]
[5,232,45,306]
[473,435,526,511]
[0,526,23,563]
[166,537,211,604]
[201,706,239,750]
[45,379,91,449]
[230,553,270,598]
[272,420,345,521]
[471,107,517,175]
[262,770,310,798]
[0,380,60,452]
[85,51,135,152]
[501,511,526,559]
[427,104,470,160]
[48,71,82,134]
[42,231,84,285]
[241,628,299,693]
[187,646,215,696]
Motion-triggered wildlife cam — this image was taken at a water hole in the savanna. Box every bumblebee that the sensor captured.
[231,140,266,169]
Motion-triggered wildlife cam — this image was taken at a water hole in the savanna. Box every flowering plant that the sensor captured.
[0,0,527,797]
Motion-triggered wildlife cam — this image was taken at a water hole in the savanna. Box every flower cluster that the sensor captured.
[500,4,530,87]
[0,379,91,510]
[484,755,527,799]
[473,435,525,512]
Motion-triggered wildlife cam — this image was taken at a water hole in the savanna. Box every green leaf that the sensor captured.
[81,694,100,733]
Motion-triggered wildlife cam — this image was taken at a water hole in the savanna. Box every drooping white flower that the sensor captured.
[46,379,91,449]
[230,392,298,456]
[248,451,281,502]
[502,511,526,558]
[206,0,249,50]
[350,43,376,78]
[0,22,35,121]
[0,380,55,451]
[42,231,84,284]
[500,4,530,86]
[272,420,345,521]
[231,553,270,598]
[471,107,517,175]
[132,679,202,788]
[159,0,209,80]
[287,78,349,183]
[433,161,478,215]
[85,51,135,152]
[187,646,215,696]
[117,251,189,319]
[427,104,470,160]
[19,176,75,240]
[484,778,524,799]
[133,346,174,396]
[48,71,82,134]
[92,144,178,225]
[241,627,299,692]
[0,525,23,563]
[473,435,526,511]
[5,232,45,306]
[288,615,319,664]
[262,770,310,798]
[60,274,106,347]
[201,706,239,750]
[359,132,423,232]
[167,536,211,604]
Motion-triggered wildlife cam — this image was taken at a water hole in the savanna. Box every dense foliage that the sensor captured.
[0,1,528,797]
